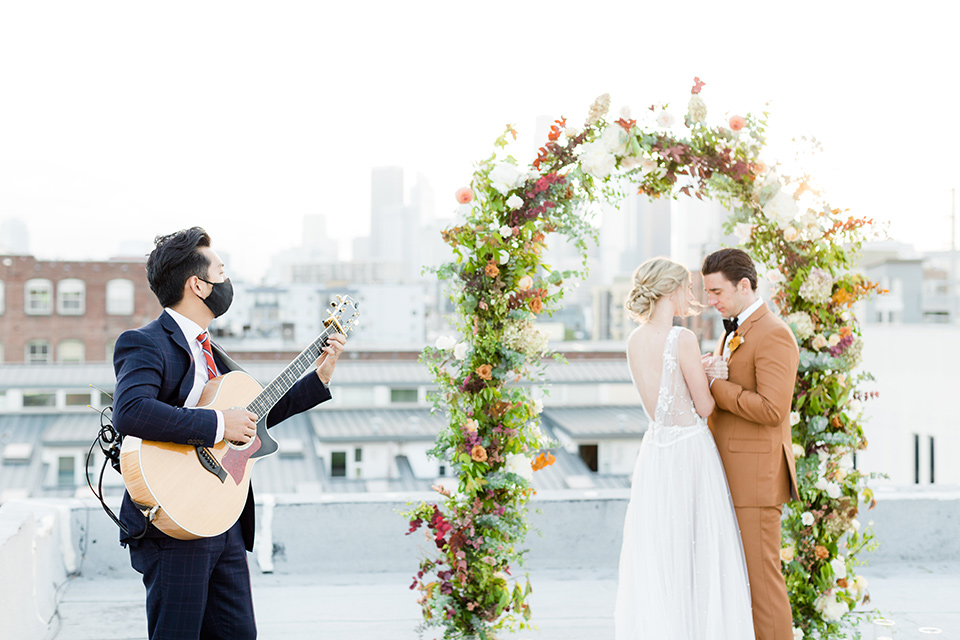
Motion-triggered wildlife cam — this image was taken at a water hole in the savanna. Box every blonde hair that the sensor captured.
[625,257,701,323]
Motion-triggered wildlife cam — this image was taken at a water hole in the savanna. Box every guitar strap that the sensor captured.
[210,341,247,375]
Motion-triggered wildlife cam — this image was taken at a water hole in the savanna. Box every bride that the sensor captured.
[614,257,754,640]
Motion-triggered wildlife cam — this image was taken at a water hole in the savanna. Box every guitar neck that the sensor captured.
[246,326,337,420]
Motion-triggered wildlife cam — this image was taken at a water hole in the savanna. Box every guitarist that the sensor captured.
[112,227,346,640]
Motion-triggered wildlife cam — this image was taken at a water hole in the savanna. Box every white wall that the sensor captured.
[857,325,960,486]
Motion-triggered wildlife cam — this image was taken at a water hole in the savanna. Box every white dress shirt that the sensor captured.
[722,297,764,359]
[164,308,225,442]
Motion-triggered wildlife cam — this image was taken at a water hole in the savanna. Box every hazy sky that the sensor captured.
[1,1,956,281]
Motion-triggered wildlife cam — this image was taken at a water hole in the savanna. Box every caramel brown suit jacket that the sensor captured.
[709,302,800,507]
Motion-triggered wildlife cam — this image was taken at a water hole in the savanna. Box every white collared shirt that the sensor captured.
[164,308,225,442]
[722,297,764,359]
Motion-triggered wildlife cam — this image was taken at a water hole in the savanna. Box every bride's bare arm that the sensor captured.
[678,329,716,418]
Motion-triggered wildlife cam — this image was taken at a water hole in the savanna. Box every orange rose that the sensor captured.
[814,545,830,560]
[485,262,500,278]
[529,297,543,313]
[476,364,493,380]
[836,578,848,588]
[470,445,488,462]
[839,326,853,339]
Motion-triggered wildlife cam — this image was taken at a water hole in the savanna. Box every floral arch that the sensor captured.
[404,78,881,640]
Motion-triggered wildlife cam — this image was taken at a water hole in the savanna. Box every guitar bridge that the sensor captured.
[195,446,228,484]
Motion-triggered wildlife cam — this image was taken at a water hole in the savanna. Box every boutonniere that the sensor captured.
[728,332,744,355]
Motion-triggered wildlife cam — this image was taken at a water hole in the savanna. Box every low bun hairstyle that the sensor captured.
[625,257,697,323]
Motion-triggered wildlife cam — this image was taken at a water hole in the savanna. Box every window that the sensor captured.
[438,464,446,477]
[354,447,363,462]
[25,278,53,315]
[25,339,52,364]
[330,451,347,477]
[58,456,75,486]
[58,340,85,364]
[930,436,936,484]
[390,388,418,404]
[579,444,599,473]
[57,279,86,315]
[106,278,135,315]
[23,391,56,407]
[913,433,920,484]
[0,280,5,315]
[66,392,91,407]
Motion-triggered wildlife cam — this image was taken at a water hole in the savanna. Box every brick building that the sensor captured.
[0,255,161,364]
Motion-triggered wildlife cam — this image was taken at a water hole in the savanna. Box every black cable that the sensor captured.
[84,405,127,534]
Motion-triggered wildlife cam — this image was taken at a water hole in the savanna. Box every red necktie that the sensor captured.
[197,332,219,380]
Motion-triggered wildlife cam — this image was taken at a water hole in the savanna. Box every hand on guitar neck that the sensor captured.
[223,408,259,444]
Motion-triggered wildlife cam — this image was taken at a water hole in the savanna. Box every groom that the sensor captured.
[702,248,799,640]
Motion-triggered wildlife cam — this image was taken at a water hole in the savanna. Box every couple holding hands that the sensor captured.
[615,248,800,640]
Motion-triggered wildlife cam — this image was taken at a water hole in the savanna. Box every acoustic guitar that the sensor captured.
[119,295,359,540]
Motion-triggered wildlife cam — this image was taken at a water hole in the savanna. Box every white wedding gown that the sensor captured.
[615,326,755,640]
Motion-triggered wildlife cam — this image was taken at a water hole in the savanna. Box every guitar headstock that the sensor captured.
[325,294,360,334]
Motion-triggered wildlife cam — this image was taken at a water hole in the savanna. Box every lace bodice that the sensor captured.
[631,326,703,429]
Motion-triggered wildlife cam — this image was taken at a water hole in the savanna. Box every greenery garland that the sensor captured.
[404,77,881,640]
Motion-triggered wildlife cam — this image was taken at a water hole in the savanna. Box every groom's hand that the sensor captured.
[702,354,728,381]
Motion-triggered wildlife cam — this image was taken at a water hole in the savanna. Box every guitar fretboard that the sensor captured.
[246,326,336,420]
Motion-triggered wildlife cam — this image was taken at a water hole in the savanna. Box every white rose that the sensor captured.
[849,518,861,533]
[801,512,815,526]
[790,411,801,426]
[620,156,642,170]
[830,557,847,580]
[564,125,580,139]
[828,333,842,347]
[763,190,800,228]
[851,575,868,599]
[525,169,541,181]
[765,268,784,284]
[489,163,524,195]
[687,95,707,123]
[812,334,828,350]
[620,105,632,120]
[656,110,675,128]
[579,143,617,179]
[533,398,544,414]
[498,250,510,265]
[505,453,534,482]
[517,275,533,291]
[733,222,755,243]
[600,124,629,155]
[826,482,842,499]
[848,399,863,415]
[453,342,468,360]
[815,477,829,492]
[464,419,478,432]
[499,225,513,238]
[783,226,800,242]
[793,627,804,640]
[506,194,524,210]
[835,468,847,482]
[792,443,804,458]
[435,335,457,351]
[528,421,543,441]
[639,158,662,176]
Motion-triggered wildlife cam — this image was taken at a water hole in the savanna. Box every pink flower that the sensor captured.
[729,115,746,131]
[455,187,474,204]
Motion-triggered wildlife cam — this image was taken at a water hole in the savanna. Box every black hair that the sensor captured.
[701,248,758,291]
[145,227,212,307]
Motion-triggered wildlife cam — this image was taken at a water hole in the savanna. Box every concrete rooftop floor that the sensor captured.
[46,561,959,639]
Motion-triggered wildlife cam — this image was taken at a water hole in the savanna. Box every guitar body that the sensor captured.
[119,371,279,540]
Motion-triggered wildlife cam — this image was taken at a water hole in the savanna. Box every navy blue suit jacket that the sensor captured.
[113,310,331,551]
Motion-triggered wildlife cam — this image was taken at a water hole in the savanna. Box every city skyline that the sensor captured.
[1,2,957,283]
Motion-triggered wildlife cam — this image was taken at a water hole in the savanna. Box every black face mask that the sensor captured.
[198,277,234,318]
